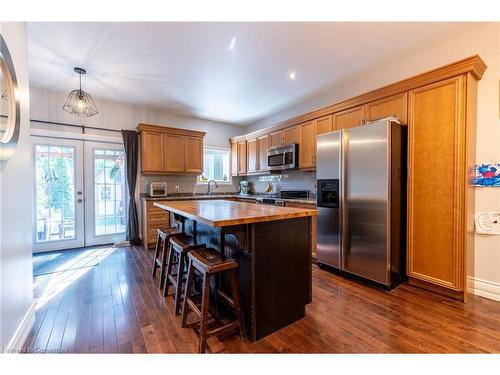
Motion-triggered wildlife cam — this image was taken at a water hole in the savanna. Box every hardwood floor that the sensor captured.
[23,245,500,354]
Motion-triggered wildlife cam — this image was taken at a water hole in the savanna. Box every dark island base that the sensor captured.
[178,216,312,342]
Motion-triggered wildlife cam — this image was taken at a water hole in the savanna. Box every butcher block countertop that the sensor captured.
[153,199,318,227]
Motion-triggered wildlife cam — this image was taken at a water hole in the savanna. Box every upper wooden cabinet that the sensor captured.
[257,134,269,172]
[141,130,164,173]
[333,105,366,129]
[247,138,259,174]
[231,141,238,176]
[137,124,205,175]
[316,115,333,135]
[270,131,282,147]
[284,126,299,144]
[299,120,317,169]
[270,126,299,147]
[299,115,333,169]
[237,141,247,175]
[230,140,248,176]
[164,134,185,173]
[184,137,203,174]
[365,92,408,124]
[407,76,467,294]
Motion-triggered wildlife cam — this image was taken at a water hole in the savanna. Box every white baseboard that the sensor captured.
[472,277,500,302]
[4,303,35,353]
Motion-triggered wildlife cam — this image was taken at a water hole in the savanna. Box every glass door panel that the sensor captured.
[85,142,126,246]
[33,138,84,252]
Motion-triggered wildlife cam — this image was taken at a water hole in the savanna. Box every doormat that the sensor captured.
[33,247,104,276]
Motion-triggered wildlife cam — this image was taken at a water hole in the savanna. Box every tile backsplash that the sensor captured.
[138,170,316,197]
[243,170,317,197]
[140,174,241,195]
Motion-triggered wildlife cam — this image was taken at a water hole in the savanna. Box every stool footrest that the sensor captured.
[186,298,202,318]
[207,321,240,338]
[215,289,235,309]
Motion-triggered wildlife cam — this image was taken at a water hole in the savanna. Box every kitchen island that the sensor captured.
[153,199,318,341]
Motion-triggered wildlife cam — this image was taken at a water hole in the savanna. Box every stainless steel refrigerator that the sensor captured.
[316,117,407,289]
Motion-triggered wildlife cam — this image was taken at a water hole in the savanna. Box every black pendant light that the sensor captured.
[63,67,99,117]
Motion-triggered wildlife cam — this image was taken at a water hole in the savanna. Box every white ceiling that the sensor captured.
[27,22,485,125]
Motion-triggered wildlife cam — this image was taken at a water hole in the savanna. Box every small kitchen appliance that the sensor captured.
[239,180,250,196]
[147,182,168,197]
[267,144,298,171]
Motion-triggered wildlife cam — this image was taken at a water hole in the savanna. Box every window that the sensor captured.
[198,148,231,184]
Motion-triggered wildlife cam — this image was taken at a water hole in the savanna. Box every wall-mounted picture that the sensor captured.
[473,163,500,186]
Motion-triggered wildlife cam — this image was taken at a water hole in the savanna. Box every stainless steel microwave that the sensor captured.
[267,144,298,171]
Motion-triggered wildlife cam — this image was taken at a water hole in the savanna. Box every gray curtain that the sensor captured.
[122,130,141,245]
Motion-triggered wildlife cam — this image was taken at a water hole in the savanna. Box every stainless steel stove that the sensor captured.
[255,190,309,206]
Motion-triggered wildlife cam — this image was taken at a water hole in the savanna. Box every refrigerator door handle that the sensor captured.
[340,128,348,270]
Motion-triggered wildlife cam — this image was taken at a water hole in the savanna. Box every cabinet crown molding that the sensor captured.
[230,55,487,143]
[137,123,206,138]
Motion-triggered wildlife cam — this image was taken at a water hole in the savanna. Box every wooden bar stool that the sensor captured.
[181,248,245,353]
[163,234,205,315]
[151,228,182,290]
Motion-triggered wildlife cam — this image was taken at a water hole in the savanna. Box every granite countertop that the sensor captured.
[141,193,316,205]
[153,199,318,227]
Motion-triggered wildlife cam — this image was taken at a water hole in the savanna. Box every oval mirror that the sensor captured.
[0,34,20,160]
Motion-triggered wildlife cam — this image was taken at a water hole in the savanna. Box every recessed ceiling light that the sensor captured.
[228,36,236,51]
[289,71,297,80]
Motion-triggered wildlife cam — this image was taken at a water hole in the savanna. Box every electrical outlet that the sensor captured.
[175,185,180,192]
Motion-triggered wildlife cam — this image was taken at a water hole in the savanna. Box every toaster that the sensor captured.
[148,182,168,197]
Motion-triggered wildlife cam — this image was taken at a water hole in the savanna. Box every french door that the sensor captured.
[84,142,127,246]
[33,137,126,253]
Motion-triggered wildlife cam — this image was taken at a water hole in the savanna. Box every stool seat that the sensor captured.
[188,248,238,274]
[164,227,183,236]
[170,234,202,252]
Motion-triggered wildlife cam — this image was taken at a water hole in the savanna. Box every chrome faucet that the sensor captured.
[207,179,218,195]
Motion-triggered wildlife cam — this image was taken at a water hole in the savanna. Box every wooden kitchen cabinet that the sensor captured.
[316,114,333,134]
[299,120,317,169]
[284,126,299,144]
[270,126,299,147]
[140,131,164,173]
[332,105,366,129]
[257,134,269,172]
[247,138,259,173]
[365,92,408,124]
[238,141,247,175]
[141,199,171,250]
[270,131,282,147]
[138,124,205,175]
[231,141,238,176]
[407,75,475,301]
[230,140,249,176]
[164,134,185,173]
[184,137,203,174]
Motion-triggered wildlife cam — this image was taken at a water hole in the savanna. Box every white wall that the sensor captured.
[0,22,34,350]
[30,87,242,149]
[244,23,500,297]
